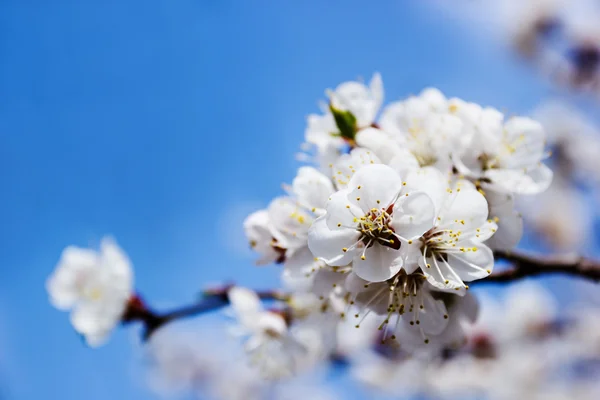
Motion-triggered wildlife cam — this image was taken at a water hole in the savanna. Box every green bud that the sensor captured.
[329,103,358,141]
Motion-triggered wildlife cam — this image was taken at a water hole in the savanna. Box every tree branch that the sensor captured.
[123,250,599,340]
[122,286,285,340]
[483,249,600,283]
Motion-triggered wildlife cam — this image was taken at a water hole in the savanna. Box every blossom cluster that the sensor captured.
[520,100,600,250]
[351,282,600,400]
[242,73,553,376]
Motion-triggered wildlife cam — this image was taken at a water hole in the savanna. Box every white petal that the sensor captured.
[305,113,339,148]
[418,289,449,336]
[311,267,347,297]
[353,245,403,283]
[392,191,436,239]
[419,87,447,111]
[347,164,403,212]
[344,271,370,294]
[355,128,404,164]
[503,117,546,160]
[243,209,281,264]
[324,189,363,231]
[485,164,553,195]
[100,237,133,293]
[281,247,319,292]
[446,242,494,282]
[70,299,121,346]
[487,205,522,250]
[473,220,498,242]
[388,150,420,177]
[438,184,489,232]
[257,312,288,336]
[457,292,479,323]
[46,246,98,310]
[228,287,263,318]
[268,197,313,248]
[332,148,381,189]
[307,216,358,266]
[292,166,334,212]
[404,167,448,216]
[420,255,465,294]
[330,79,378,127]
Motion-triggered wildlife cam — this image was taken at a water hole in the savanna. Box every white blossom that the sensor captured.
[379,91,463,171]
[228,286,307,379]
[46,237,133,347]
[327,72,384,129]
[344,271,449,344]
[408,178,497,294]
[308,163,435,282]
[454,115,553,195]
[244,209,286,265]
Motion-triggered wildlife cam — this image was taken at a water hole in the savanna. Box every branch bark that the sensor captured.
[124,250,599,340]
[484,249,600,283]
[122,286,285,340]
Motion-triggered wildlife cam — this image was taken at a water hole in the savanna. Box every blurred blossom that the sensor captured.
[533,100,600,185]
[428,0,600,92]
[347,282,600,399]
[145,326,221,397]
[46,237,133,347]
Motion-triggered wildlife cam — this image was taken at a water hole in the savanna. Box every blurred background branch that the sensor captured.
[486,249,600,283]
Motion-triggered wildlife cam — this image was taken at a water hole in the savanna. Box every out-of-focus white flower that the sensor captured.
[331,147,381,190]
[228,287,307,379]
[302,73,384,172]
[248,166,337,292]
[469,282,557,345]
[144,326,221,397]
[534,100,600,185]
[483,188,523,250]
[380,90,464,171]
[228,287,336,380]
[355,127,417,167]
[519,176,591,250]
[455,115,553,195]
[46,237,133,347]
[244,210,287,265]
[351,352,431,397]
[327,73,384,128]
[395,291,480,353]
[288,166,335,217]
[308,164,436,282]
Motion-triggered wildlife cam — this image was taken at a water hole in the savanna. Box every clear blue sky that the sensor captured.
[0,1,594,399]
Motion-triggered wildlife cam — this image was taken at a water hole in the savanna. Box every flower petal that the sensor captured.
[392,191,436,239]
[46,246,99,310]
[353,245,403,283]
[308,216,359,266]
[292,166,334,212]
[332,148,381,189]
[438,184,489,232]
[347,164,403,212]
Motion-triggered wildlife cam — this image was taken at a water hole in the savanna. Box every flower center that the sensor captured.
[420,228,450,261]
[357,205,401,250]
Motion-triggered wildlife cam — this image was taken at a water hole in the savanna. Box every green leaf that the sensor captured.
[329,104,358,141]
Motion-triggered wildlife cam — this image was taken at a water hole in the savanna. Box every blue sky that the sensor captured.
[0,1,595,399]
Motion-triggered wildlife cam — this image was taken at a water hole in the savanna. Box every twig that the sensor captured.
[124,250,599,339]
[122,286,285,340]
[483,249,600,283]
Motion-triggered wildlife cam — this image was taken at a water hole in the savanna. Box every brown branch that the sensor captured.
[482,249,600,283]
[122,286,285,340]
